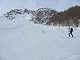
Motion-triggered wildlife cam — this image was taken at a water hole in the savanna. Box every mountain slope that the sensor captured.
[0,15,80,60]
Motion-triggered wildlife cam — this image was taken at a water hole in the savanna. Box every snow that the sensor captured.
[0,14,80,60]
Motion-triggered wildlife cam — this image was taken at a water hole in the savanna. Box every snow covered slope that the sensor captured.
[0,14,80,60]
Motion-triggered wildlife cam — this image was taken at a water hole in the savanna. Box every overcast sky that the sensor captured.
[0,0,80,14]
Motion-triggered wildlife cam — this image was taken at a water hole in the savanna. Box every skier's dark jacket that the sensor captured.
[70,28,73,32]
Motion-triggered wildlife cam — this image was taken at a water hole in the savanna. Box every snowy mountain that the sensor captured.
[0,13,80,60]
[3,8,57,25]
[31,8,57,24]
[3,9,30,20]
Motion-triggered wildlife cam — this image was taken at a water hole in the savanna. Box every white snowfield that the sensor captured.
[0,14,80,60]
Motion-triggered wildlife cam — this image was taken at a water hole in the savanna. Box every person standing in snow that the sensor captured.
[69,27,73,37]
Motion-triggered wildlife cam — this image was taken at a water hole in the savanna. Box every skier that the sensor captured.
[69,27,73,37]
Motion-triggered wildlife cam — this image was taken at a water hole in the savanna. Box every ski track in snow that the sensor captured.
[0,15,80,60]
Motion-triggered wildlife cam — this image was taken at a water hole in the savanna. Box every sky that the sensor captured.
[0,0,80,14]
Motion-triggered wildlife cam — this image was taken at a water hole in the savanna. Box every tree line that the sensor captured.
[47,6,80,27]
